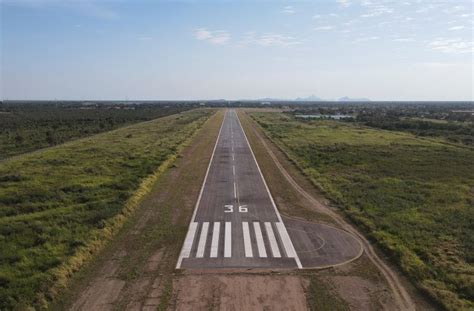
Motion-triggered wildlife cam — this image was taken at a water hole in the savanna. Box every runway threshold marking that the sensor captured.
[253,222,267,258]
[276,222,298,258]
[196,222,209,258]
[265,222,281,258]
[242,222,253,258]
[210,222,220,258]
[235,112,303,268]
[179,222,198,260]
[177,110,303,269]
[175,111,225,269]
[224,222,232,258]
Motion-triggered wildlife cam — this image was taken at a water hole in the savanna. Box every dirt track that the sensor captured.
[242,111,416,311]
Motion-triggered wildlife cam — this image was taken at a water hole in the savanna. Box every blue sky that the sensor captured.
[1,0,473,100]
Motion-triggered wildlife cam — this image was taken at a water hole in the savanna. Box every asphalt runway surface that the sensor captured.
[177,110,361,269]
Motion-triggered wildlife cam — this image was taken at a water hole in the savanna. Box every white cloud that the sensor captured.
[360,2,394,18]
[449,26,465,31]
[240,32,301,47]
[353,36,379,43]
[314,25,335,31]
[194,28,230,45]
[313,14,322,19]
[3,0,119,20]
[337,0,351,8]
[393,38,415,42]
[281,5,295,14]
[443,5,465,14]
[429,38,474,54]
[137,35,152,41]
[415,62,464,69]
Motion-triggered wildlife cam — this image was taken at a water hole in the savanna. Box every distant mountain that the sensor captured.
[295,95,324,101]
[337,96,371,102]
[257,97,286,101]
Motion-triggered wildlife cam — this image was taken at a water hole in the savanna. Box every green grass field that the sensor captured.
[0,103,192,160]
[251,112,474,310]
[0,109,212,309]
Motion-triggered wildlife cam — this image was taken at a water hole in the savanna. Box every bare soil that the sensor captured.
[172,274,307,311]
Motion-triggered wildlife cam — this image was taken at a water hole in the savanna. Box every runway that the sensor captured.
[176,109,362,269]
[177,110,301,269]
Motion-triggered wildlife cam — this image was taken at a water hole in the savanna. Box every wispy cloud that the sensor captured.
[240,32,301,47]
[429,38,474,54]
[281,5,295,14]
[337,0,351,8]
[393,38,415,42]
[415,62,465,69]
[3,0,120,20]
[360,2,394,18]
[137,35,153,41]
[194,28,230,45]
[449,25,465,31]
[314,25,335,31]
[443,5,465,14]
[353,36,379,43]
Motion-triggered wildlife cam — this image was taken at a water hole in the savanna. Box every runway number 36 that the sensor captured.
[224,205,248,213]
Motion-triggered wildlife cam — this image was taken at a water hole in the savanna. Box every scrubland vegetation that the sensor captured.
[290,101,474,146]
[0,109,212,309]
[0,102,194,159]
[251,111,474,310]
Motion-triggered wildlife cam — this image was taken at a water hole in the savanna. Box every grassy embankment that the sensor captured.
[250,112,474,310]
[0,109,213,309]
[0,103,191,159]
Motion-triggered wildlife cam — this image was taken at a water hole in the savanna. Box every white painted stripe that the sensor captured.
[177,222,198,264]
[176,111,226,269]
[276,222,298,259]
[235,112,303,269]
[242,222,253,257]
[265,222,281,258]
[253,222,267,258]
[210,222,220,258]
[196,222,209,258]
[224,222,232,258]
[232,153,235,161]
[233,182,237,199]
